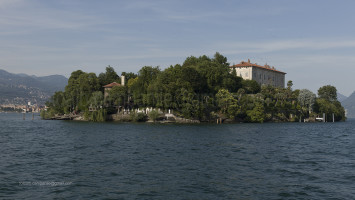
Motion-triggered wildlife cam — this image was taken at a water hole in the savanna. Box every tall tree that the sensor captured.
[213,52,229,67]
[121,72,137,82]
[98,66,120,87]
[65,70,85,111]
[247,102,265,123]
[318,85,337,101]
[89,91,104,109]
[242,80,261,94]
[107,86,128,108]
[298,89,316,114]
[50,91,65,114]
[216,89,239,117]
[287,80,293,90]
[77,72,100,110]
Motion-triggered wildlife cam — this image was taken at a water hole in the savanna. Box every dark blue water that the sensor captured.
[1,113,354,199]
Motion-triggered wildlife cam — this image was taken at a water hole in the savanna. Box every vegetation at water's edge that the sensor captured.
[42,52,346,123]
[0,106,23,113]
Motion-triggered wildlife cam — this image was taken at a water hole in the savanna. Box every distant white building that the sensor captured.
[230,59,286,88]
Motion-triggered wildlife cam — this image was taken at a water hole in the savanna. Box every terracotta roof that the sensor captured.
[103,82,121,88]
[230,60,286,74]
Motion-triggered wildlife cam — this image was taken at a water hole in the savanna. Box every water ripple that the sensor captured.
[1,113,355,199]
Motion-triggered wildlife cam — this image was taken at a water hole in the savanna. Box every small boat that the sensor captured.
[315,117,324,122]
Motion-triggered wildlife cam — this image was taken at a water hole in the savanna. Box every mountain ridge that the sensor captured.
[0,69,68,105]
[342,91,355,118]
[337,92,348,102]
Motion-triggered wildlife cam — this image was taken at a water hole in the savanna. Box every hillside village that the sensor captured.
[0,69,67,113]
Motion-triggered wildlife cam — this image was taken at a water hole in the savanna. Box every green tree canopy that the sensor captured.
[65,70,85,111]
[89,91,104,108]
[298,89,316,113]
[318,85,337,101]
[242,80,261,94]
[98,66,120,87]
[287,80,293,90]
[107,86,128,107]
[121,72,137,82]
[314,98,345,121]
[247,102,265,123]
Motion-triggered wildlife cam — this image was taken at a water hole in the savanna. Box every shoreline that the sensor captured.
[42,113,344,124]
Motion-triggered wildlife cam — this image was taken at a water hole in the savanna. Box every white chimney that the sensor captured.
[121,75,125,86]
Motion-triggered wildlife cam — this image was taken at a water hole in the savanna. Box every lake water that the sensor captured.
[0,113,354,199]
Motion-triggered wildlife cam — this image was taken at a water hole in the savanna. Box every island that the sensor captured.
[41,53,346,123]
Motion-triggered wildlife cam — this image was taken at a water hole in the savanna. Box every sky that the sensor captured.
[1,0,355,96]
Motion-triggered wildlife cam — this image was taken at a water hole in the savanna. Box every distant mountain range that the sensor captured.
[0,69,68,105]
[341,92,355,118]
[337,92,348,102]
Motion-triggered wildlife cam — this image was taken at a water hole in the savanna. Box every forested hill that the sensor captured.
[0,69,68,105]
[342,91,355,118]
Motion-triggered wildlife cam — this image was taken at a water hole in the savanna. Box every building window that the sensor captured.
[245,72,248,77]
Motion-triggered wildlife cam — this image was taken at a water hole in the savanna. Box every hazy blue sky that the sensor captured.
[1,0,355,96]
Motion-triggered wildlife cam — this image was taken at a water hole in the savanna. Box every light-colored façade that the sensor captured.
[230,59,286,88]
